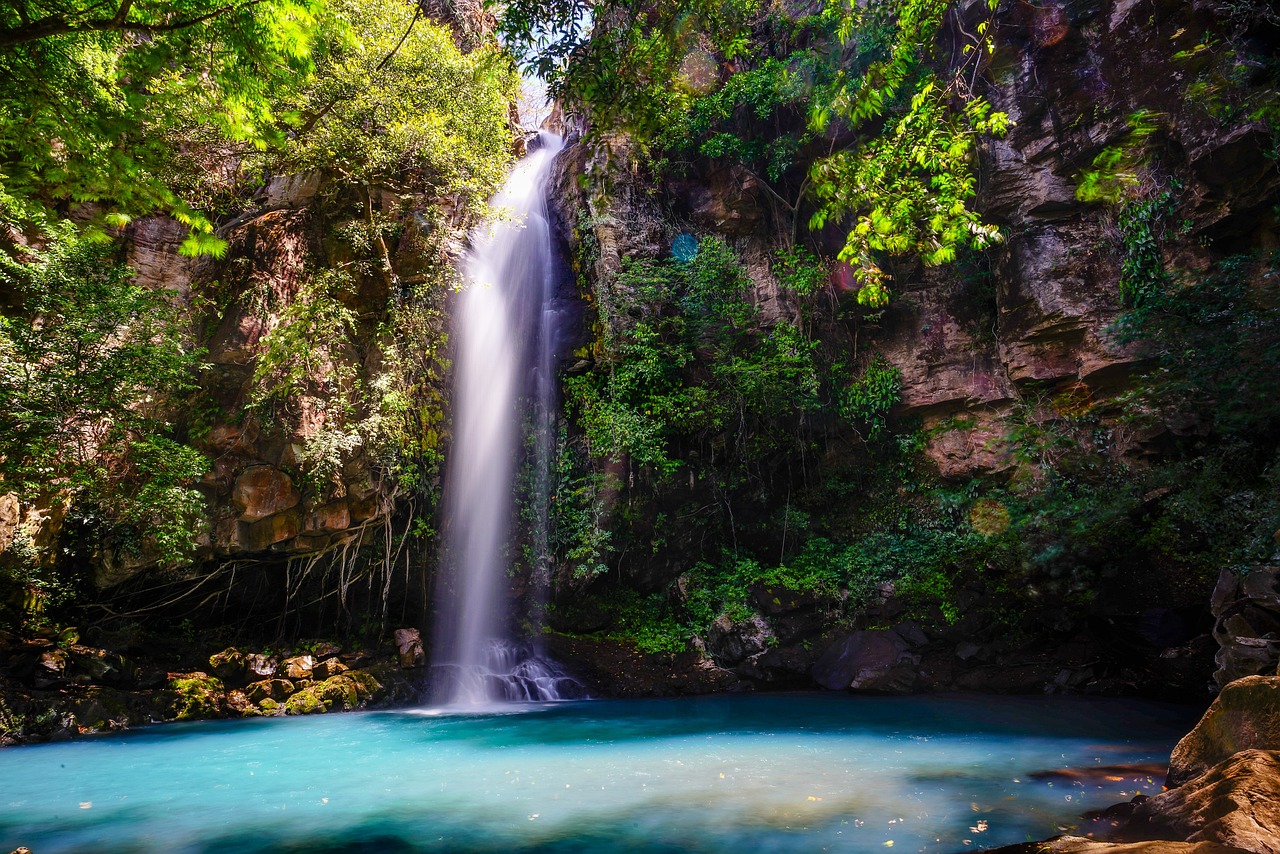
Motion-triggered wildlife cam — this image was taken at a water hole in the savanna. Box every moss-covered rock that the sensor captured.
[208,648,248,685]
[168,672,226,721]
[283,687,325,715]
[345,669,383,701]
[257,697,282,715]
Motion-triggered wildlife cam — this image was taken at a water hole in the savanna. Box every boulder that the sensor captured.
[242,511,301,552]
[810,629,921,694]
[986,836,1246,853]
[1209,568,1280,687]
[208,648,248,684]
[304,500,350,533]
[1168,676,1280,787]
[232,467,301,522]
[1134,750,1280,854]
[245,678,295,704]
[394,628,425,668]
[244,653,278,679]
[278,655,315,680]
[312,657,349,680]
[705,613,773,666]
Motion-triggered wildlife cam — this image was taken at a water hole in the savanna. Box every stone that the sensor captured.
[245,678,295,704]
[284,688,325,715]
[278,655,315,680]
[345,669,383,701]
[1133,750,1280,854]
[312,657,349,680]
[1168,676,1280,787]
[303,500,350,533]
[243,511,301,552]
[0,492,20,552]
[263,171,322,208]
[244,653,278,679]
[208,648,248,685]
[232,466,301,522]
[985,836,1246,853]
[810,630,920,694]
[394,628,425,669]
[225,689,254,716]
[705,613,773,667]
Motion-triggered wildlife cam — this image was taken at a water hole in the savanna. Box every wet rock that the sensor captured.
[312,657,349,681]
[209,648,248,685]
[284,688,325,715]
[168,672,226,721]
[225,689,254,716]
[810,630,921,694]
[394,628,425,669]
[344,669,383,701]
[245,653,278,680]
[1168,676,1280,787]
[232,466,301,522]
[278,655,315,680]
[245,678,295,704]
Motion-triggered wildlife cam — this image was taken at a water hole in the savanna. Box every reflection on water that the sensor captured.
[0,693,1198,853]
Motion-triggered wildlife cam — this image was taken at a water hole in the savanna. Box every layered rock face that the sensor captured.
[544,0,1278,695]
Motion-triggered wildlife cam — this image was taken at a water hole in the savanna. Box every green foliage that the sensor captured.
[0,0,321,249]
[267,0,518,206]
[566,238,844,477]
[502,0,761,140]
[1075,110,1161,204]
[1116,188,1176,308]
[549,426,615,577]
[834,354,901,437]
[808,0,1008,307]
[601,588,688,654]
[1120,252,1280,439]
[0,230,208,570]
[771,246,828,297]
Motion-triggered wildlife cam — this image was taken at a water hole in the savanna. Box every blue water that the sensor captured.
[0,693,1195,853]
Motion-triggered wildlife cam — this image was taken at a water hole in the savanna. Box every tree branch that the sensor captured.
[0,0,269,47]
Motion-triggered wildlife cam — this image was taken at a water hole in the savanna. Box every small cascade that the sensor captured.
[430,131,583,708]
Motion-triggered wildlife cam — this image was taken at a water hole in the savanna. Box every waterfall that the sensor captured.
[430,131,583,707]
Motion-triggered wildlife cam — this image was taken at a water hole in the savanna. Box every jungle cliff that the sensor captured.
[537,0,1280,697]
[1,0,1279,737]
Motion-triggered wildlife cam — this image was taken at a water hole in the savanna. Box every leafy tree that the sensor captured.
[270,0,518,202]
[0,0,321,251]
[0,229,207,568]
[808,0,1008,307]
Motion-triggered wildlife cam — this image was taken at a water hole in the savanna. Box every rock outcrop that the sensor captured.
[1167,675,1280,788]
[1209,569,1280,688]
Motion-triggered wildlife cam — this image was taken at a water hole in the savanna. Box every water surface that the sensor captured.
[0,693,1196,853]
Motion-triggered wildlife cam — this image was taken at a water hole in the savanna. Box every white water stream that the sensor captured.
[430,132,581,707]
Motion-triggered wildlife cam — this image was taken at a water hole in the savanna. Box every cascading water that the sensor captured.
[430,131,582,707]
